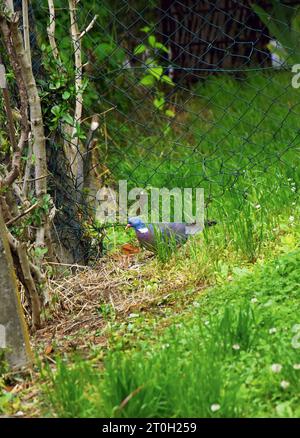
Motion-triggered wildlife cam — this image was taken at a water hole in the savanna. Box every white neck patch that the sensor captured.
[138,227,149,234]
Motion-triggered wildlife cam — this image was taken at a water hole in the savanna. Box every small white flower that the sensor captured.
[271,364,282,373]
[289,216,295,223]
[269,327,277,334]
[128,313,139,319]
[251,297,258,304]
[232,344,240,350]
[255,204,261,209]
[210,403,221,412]
[193,301,200,308]
[292,202,296,206]
[291,187,296,192]
[204,320,210,326]
[15,411,24,417]
[293,363,300,370]
[280,380,290,390]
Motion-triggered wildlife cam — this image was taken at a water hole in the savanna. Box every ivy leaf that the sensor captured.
[140,75,155,86]
[148,66,163,80]
[153,96,165,110]
[62,113,74,125]
[154,41,169,53]
[165,109,175,118]
[148,35,156,47]
[51,105,61,116]
[62,91,71,100]
[161,75,175,86]
[134,44,146,55]
[141,26,151,33]
[49,81,62,90]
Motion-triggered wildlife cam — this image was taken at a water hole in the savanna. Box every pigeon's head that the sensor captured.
[126,216,147,231]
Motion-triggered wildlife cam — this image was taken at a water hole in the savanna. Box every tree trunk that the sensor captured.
[0,209,32,369]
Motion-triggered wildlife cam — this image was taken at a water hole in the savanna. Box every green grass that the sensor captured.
[37,71,300,417]
[3,71,300,418]
[41,248,300,417]
[104,71,300,190]
[102,71,300,263]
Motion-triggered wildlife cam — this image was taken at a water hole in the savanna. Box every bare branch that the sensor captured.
[78,15,98,40]
[0,62,17,151]
[7,14,48,247]
[7,230,42,330]
[47,0,60,60]
[22,0,32,66]
[22,137,32,197]
[68,0,84,193]
[5,202,38,227]
[3,131,27,186]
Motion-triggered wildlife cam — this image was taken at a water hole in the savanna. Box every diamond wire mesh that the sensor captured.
[3,0,300,262]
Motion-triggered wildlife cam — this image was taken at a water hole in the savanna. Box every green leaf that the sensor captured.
[62,113,74,125]
[161,75,175,86]
[154,41,169,53]
[153,96,165,110]
[148,35,156,47]
[141,26,150,33]
[148,66,163,80]
[49,81,62,90]
[98,45,126,66]
[51,105,61,116]
[134,44,146,55]
[165,109,175,118]
[34,247,48,259]
[62,91,71,100]
[140,75,155,87]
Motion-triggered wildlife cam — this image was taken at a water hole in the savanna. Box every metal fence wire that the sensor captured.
[3,0,300,263]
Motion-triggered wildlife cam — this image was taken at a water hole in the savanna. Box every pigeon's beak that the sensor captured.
[125,224,131,230]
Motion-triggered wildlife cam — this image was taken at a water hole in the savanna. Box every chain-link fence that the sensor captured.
[2,0,300,263]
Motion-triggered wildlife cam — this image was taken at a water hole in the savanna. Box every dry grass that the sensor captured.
[4,250,206,418]
[33,250,206,354]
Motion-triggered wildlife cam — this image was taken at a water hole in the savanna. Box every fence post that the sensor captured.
[0,209,32,369]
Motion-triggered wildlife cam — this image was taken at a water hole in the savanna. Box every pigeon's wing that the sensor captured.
[136,228,156,251]
[135,223,188,253]
[157,223,188,244]
[149,222,188,244]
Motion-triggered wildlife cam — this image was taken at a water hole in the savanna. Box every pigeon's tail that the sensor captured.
[185,219,217,235]
[205,219,217,227]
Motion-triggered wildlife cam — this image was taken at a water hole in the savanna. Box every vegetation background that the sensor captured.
[0,0,300,418]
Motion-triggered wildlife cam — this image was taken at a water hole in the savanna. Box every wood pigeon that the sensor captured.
[126,216,216,252]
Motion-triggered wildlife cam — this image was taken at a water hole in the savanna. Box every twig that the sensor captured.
[43,261,89,268]
[118,386,144,411]
[0,62,17,151]
[16,242,41,331]
[5,202,38,227]
[22,137,32,197]
[81,106,116,123]
[20,173,50,183]
[47,0,60,60]
[3,131,27,187]
[78,15,98,39]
